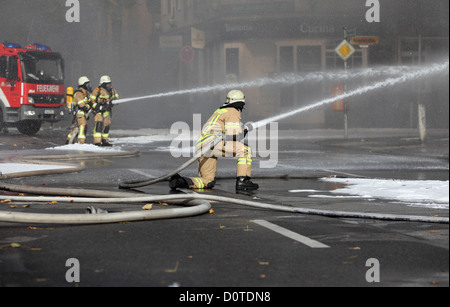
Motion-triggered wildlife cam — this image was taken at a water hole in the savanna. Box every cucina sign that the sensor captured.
[300,23,336,34]
[222,19,338,39]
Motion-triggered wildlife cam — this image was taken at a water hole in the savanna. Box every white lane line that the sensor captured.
[321,169,366,178]
[252,219,330,249]
[128,169,156,178]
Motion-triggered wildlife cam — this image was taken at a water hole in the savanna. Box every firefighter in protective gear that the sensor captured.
[90,75,119,146]
[66,76,92,144]
[169,90,259,192]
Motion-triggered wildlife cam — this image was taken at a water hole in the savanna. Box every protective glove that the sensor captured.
[243,122,255,136]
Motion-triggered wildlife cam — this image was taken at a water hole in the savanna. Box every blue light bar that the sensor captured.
[3,42,22,48]
[32,43,52,51]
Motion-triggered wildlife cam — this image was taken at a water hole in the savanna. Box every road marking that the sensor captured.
[321,169,366,178]
[252,219,330,249]
[128,169,156,178]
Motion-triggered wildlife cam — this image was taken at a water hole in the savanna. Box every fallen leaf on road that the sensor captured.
[165,261,179,273]
[244,225,253,232]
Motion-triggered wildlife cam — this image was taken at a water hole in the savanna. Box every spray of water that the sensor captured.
[113,64,431,105]
[252,61,449,129]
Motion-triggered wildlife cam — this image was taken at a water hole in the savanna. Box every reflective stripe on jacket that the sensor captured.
[90,87,119,112]
[73,88,90,115]
[196,107,242,150]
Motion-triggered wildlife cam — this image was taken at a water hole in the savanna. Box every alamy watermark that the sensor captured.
[65,257,380,284]
[365,0,381,23]
[365,258,381,283]
[65,258,80,283]
[66,1,379,24]
[170,114,279,169]
[65,0,80,23]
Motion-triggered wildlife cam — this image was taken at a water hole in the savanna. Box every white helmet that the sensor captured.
[99,75,111,85]
[78,76,90,87]
[224,90,245,106]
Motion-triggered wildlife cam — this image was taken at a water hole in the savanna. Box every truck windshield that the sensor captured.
[19,51,64,84]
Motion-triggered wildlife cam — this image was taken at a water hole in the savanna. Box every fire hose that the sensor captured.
[118,135,224,189]
[0,137,448,225]
[0,187,448,224]
[0,196,211,225]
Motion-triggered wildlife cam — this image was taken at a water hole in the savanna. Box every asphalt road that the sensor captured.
[0,124,448,291]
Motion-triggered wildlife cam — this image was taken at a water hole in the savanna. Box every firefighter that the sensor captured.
[169,90,259,192]
[90,75,119,146]
[66,76,92,144]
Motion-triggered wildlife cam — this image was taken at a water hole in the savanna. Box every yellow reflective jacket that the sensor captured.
[73,88,90,115]
[196,107,242,150]
[90,87,119,114]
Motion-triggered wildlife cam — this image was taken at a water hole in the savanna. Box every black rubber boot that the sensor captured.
[236,176,259,191]
[169,174,189,190]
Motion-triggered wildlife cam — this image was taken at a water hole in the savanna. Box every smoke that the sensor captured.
[113,64,431,105]
[253,61,449,128]
[1,0,449,130]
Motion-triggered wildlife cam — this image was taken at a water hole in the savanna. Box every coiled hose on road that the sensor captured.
[0,147,217,224]
[0,143,448,225]
[0,188,448,224]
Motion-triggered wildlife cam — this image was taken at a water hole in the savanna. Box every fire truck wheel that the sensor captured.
[16,120,42,136]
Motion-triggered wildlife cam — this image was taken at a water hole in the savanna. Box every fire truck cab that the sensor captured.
[0,41,66,135]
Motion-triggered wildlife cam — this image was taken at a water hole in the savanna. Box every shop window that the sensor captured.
[279,46,294,72]
[226,48,239,82]
[279,46,294,107]
[297,46,321,72]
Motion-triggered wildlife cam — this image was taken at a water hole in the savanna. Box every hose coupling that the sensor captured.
[86,206,108,214]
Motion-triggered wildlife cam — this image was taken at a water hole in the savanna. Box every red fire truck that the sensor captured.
[0,41,66,135]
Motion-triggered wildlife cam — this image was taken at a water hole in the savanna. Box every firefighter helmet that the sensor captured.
[100,75,111,85]
[224,90,245,106]
[78,76,90,87]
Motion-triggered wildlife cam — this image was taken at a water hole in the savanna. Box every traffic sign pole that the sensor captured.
[344,28,348,139]
[335,28,355,138]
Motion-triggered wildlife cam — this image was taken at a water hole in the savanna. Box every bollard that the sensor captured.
[418,104,426,142]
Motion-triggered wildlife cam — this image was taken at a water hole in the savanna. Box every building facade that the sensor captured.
[158,0,449,128]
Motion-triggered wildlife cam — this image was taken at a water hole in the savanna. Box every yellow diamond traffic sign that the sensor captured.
[335,40,355,61]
